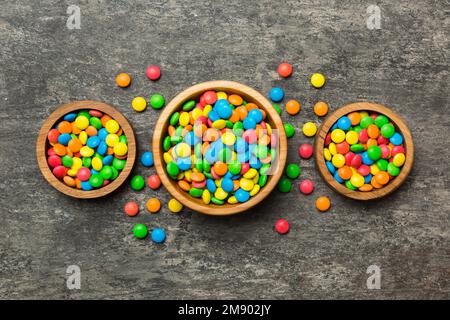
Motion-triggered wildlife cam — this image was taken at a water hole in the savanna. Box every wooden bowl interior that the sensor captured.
[314,102,414,200]
[152,81,287,215]
[37,100,136,199]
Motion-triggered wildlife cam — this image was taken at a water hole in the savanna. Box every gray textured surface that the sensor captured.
[0,0,449,299]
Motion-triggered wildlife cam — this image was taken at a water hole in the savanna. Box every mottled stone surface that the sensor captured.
[0,0,448,299]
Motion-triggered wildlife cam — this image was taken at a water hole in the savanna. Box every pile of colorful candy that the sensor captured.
[46,110,128,190]
[163,91,277,205]
[323,111,406,191]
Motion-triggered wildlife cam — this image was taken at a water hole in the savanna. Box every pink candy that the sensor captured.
[299,179,314,195]
[298,143,313,159]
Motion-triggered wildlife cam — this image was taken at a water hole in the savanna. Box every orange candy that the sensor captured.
[371,176,383,189]
[313,101,329,117]
[375,171,389,185]
[68,137,81,152]
[115,73,131,88]
[100,115,112,127]
[178,180,191,191]
[146,198,161,213]
[367,138,378,148]
[229,110,240,123]
[316,196,331,212]
[191,172,205,182]
[367,124,380,139]
[347,112,361,126]
[213,162,228,176]
[85,126,98,136]
[63,176,76,187]
[53,143,66,156]
[71,122,81,134]
[58,121,72,134]
[245,103,258,111]
[228,94,243,106]
[236,106,248,120]
[338,166,352,180]
[285,100,301,115]
[359,184,373,192]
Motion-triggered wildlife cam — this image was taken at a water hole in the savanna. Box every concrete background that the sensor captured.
[0,0,448,299]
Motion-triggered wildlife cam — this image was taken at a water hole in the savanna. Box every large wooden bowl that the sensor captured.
[36,100,136,199]
[314,102,414,200]
[152,81,287,215]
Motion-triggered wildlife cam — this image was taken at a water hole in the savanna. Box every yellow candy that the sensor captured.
[370,164,380,175]
[203,104,212,117]
[212,119,226,129]
[239,178,254,191]
[359,111,369,119]
[92,157,103,171]
[329,142,337,155]
[215,178,222,187]
[266,123,272,135]
[243,168,257,179]
[332,154,345,168]
[222,132,236,146]
[184,170,192,182]
[311,73,326,88]
[345,131,359,145]
[75,116,89,130]
[201,190,211,205]
[71,157,82,169]
[105,119,120,133]
[105,133,119,147]
[350,173,365,187]
[302,122,317,137]
[192,108,202,121]
[67,169,78,177]
[132,96,147,112]
[80,146,94,158]
[252,173,259,184]
[168,198,183,213]
[227,196,238,204]
[163,152,172,164]
[393,153,405,167]
[113,142,128,156]
[324,148,332,161]
[331,129,346,143]
[217,92,227,100]
[179,112,190,126]
[175,142,191,157]
[250,184,260,196]
[79,131,87,145]
[177,172,185,180]
[214,188,228,200]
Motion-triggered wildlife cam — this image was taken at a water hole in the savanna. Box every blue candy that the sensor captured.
[337,116,352,131]
[80,181,93,191]
[364,173,373,184]
[390,132,403,146]
[214,99,232,119]
[235,189,250,202]
[237,151,250,163]
[224,171,233,179]
[184,131,200,146]
[205,146,217,163]
[63,113,77,122]
[102,155,113,165]
[206,179,217,193]
[221,178,234,193]
[249,156,262,169]
[98,128,108,140]
[176,156,191,171]
[326,161,335,174]
[334,171,344,183]
[331,122,338,131]
[90,169,99,175]
[97,141,107,156]
[57,133,71,146]
[243,117,256,130]
[208,109,220,122]
[151,228,166,244]
[141,151,154,167]
[361,152,374,165]
[234,137,248,153]
[87,136,100,148]
[269,87,284,102]
[248,109,263,123]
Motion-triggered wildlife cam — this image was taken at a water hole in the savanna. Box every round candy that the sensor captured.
[285,100,301,115]
[141,151,154,167]
[284,123,295,138]
[367,145,382,161]
[311,73,326,88]
[124,201,139,217]
[133,224,148,239]
[150,94,165,109]
[132,96,147,112]
[77,167,91,181]
[278,177,292,193]
[313,101,329,117]
[315,196,331,212]
[168,198,183,213]
[147,174,161,189]
[331,129,346,143]
[298,143,313,159]
[337,117,351,131]
[146,198,161,213]
[235,189,250,202]
[275,219,290,234]
[115,73,131,88]
[286,163,301,179]
[269,87,284,102]
[151,228,166,244]
[299,179,314,195]
[146,65,161,81]
[277,62,293,78]
[302,122,317,137]
[380,123,395,138]
[130,175,145,191]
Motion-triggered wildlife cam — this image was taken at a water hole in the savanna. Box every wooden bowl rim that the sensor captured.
[314,102,414,200]
[36,100,136,199]
[152,80,287,215]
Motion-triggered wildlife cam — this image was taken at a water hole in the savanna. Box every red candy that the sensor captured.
[124,201,139,217]
[52,166,67,179]
[47,129,60,144]
[299,179,314,195]
[146,65,161,81]
[344,152,355,166]
[298,143,313,159]
[324,133,332,146]
[275,219,290,234]
[240,163,250,175]
[359,129,368,143]
[76,167,91,182]
[391,146,405,157]
[203,91,217,105]
[358,164,370,176]
[147,174,161,190]
[48,155,62,168]
[277,62,293,78]
[336,141,349,154]
[89,110,103,117]
[350,154,362,168]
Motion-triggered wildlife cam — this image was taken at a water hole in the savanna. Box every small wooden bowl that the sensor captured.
[314,102,414,200]
[36,100,136,199]
[152,81,287,215]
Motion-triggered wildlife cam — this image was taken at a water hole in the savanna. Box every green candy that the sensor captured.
[203,159,211,173]
[228,161,241,175]
[175,126,184,136]
[204,172,213,179]
[130,175,145,191]
[360,116,374,129]
[277,177,292,193]
[380,123,395,138]
[189,188,203,198]
[101,166,113,180]
[218,147,232,162]
[284,123,295,138]
[226,120,233,129]
[286,163,301,179]
[375,115,389,128]
[195,160,203,172]
[110,166,119,180]
[170,136,183,144]
[257,146,268,159]
[182,100,195,111]
[78,110,91,119]
[387,162,400,176]
[272,103,282,115]
[133,224,148,239]
[194,143,202,158]
[260,163,271,175]
[89,117,102,129]
[345,180,357,190]
[367,145,381,161]
[376,159,388,171]
[62,155,73,168]
[166,161,179,177]
[353,125,362,133]
[163,136,171,151]
[150,94,165,109]
[119,135,127,144]
[350,144,365,152]
[82,157,92,168]
[211,197,224,205]
[170,112,180,126]
[89,173,104,188]
[259,175,268,187]
[233,122,244,136]
[113,157,126,170]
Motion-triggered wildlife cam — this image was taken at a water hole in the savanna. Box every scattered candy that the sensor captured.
[278,177,292,193]
[269,87,284,102]
[275,219,290,234]
[147,174,161,189]
[298,143,313,159]
[151,228,166,244]
[311,73,326,88]
[277,62,293,78]
[146,198,161,213]
[284,123,295,138]
[130,175,145,191]
[316,196,331,212]
[299,179,314,195]
[116,73,131,88]
[285,100,301,115]
[132,96,147,112]
[302,122,317,137]
[46,109,128,190]
[133,224,148,239]
[146,65,161,81]
[285,163,301,179]
[124,201,139,217]
[141,151,154,167]
[168,198,183,213]
[150,94,165,109]
[313,101,329,117]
